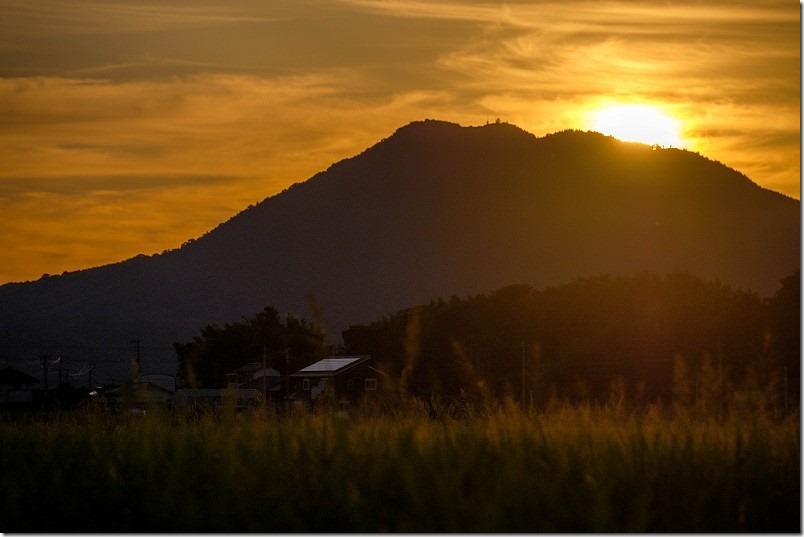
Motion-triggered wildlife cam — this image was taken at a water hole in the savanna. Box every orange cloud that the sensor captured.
[0,0,798,284]
[0,74,481,283]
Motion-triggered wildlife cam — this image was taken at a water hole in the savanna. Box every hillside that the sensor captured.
[0,120,798,382]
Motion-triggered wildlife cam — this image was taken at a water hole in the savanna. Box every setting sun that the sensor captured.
[589,104,685,148]
[0,2,798,286]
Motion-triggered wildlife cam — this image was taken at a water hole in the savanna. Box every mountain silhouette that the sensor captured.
[0,120,799,381]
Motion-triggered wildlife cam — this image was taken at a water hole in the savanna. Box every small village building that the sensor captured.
[139,374,176,393]
[291,355,383,404]
[105,380,174,412]
[0,366,40,407]
[172,388,263,412]
[226,362,281,387]
[226,362,288,405]
[226,362,284,392]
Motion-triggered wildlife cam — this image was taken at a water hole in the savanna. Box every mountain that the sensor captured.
[0,120,799,382]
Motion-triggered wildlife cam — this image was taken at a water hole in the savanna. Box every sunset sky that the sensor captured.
[0,0,799,285]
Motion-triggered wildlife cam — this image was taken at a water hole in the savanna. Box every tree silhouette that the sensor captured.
[343,272,774,406]
[175,307,325,388]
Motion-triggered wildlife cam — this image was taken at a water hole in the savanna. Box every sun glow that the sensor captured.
[589,104,686,148]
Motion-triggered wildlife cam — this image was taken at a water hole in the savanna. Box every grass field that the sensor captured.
[0,403,799,532]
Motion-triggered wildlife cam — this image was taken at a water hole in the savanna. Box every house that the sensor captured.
[226,362,281,388]
[105,380,174,412]
[0,366,40,407]
[225,362,290,405]
[291,355,384,404]
[172,388,263,412]
[140,374,176,393]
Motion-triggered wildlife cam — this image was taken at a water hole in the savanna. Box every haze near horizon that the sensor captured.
[0,0,799,284]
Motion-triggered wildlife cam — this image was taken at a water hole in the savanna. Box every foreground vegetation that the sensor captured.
[1,402,798,532]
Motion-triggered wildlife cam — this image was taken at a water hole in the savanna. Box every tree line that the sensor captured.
[341,271,798,409]
[174,307,327,389]
[175,271,798,410]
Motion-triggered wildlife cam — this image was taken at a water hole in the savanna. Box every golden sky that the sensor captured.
[0,0,799,284]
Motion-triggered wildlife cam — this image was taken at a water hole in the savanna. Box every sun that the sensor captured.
[588,103,685,148]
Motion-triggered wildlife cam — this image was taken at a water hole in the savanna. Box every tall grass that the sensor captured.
[0,404,798,532]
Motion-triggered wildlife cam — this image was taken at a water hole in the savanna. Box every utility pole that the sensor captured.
[41,354,49,393]
[130,336,142,381]
[134,336,142,371]
[285,348,290,403]
[521,340,525,410]
[262,344,267,401]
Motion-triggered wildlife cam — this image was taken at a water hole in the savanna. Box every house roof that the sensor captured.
[173,388,263,398]
[227,363,281,380]
[238,376,287,391]
[140,374,176,393]
[292,356,371,377]
[0,366,40,385]
[109,381,174,396]
[229,362,266,374]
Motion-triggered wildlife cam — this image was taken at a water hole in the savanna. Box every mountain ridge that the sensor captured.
[0,120,798,382]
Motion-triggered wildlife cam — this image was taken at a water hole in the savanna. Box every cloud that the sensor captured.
[414,0,799,196]
[0,72,486,186]
[0,0,284,37]
[0,0,798,283]
[0,72,483,283]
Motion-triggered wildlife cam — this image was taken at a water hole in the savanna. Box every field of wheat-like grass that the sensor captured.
[0,404,798,532]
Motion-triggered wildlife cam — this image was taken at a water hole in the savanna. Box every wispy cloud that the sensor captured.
[0,0,798,283]
[0,0,285,36]
[0,72,480,282]
[365,0,800,195]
